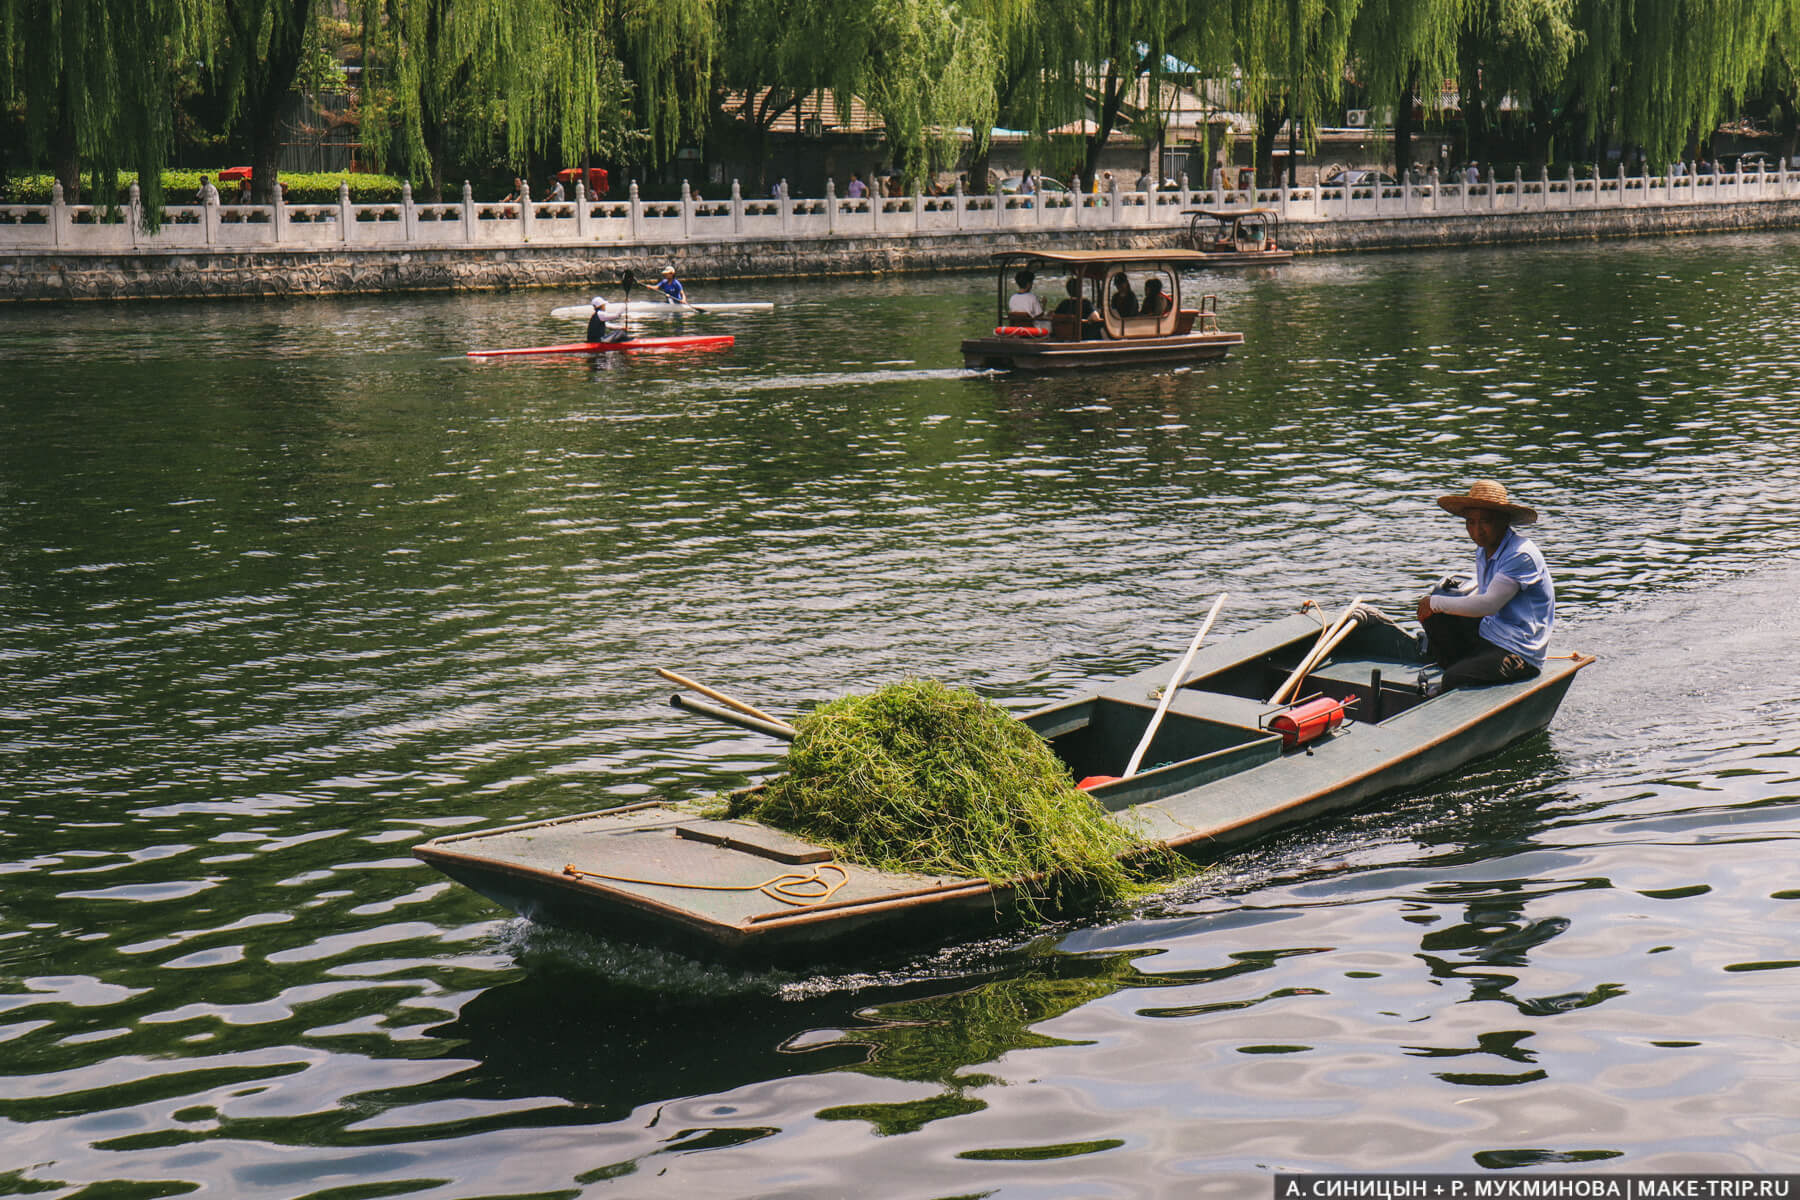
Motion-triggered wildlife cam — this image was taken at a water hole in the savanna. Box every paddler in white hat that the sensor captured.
[1415,480,1556,689]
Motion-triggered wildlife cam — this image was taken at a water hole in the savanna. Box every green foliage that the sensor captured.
[730,678,1178,915]
[0,169,408,204]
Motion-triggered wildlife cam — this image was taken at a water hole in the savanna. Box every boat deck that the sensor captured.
[414,609,1593,963]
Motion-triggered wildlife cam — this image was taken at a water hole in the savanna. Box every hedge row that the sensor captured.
[2,170,412,205]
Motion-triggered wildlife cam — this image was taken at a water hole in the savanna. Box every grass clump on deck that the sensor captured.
[728,678,1173,914]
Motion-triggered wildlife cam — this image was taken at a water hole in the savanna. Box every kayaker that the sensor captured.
[1415,480,1555,689]
[645,265,686,305]
[584,297,629,344]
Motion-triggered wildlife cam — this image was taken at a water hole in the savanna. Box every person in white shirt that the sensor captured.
[1006,270,1046,329]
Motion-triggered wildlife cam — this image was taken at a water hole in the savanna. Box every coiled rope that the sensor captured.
[561,861,849,906]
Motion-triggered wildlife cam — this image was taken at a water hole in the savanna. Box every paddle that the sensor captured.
[1122,594,1228,779]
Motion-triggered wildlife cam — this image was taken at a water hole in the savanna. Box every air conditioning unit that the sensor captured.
[1345,109,1369,128]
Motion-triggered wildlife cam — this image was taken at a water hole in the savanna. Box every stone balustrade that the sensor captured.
[3,163,1794,253]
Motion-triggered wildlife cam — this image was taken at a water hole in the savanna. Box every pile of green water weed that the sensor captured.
[728,678,1181,915]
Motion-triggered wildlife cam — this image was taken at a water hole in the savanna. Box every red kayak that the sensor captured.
[467,335,734,358]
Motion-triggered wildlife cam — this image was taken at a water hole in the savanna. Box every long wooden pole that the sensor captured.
[655,668,796,734]
[1122,593,1227,779]
[1269,596,1363,706]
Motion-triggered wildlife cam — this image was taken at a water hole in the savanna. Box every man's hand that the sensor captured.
[1415,596,1434,624]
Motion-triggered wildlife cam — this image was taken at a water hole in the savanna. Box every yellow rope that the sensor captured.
[561,861,849,906]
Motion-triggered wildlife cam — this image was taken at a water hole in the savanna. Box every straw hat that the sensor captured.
[660,265,677,276]
[1438,480,1537,525]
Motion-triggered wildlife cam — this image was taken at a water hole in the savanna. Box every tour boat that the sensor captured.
[466,334,734,357]
[1181,208,1296,266]
[413,607,1593,965]
[960,249,1244,370]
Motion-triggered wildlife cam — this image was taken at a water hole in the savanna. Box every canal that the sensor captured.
[3,232,1800,1196]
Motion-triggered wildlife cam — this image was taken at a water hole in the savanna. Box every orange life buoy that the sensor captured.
[995,326,1049,338]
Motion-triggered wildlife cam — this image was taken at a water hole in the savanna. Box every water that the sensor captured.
[3,233,1800,1197]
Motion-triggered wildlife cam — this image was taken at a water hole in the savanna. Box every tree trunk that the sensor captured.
[1254,95,1287,187]
[53,107,81,205]
[1394,67,1418,178]
[1081,60,1129,189]
[1458,39,1487,168]
[229,0,314,204]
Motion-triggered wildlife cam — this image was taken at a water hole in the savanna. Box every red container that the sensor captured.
[1270,696,1345,748]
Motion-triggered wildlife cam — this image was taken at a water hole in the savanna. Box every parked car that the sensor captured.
[1321,166,1399,188]
[998,175,1071,195]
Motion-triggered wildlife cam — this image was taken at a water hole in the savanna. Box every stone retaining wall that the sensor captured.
[4,201,1798,303]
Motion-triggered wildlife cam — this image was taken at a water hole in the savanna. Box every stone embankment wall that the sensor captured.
[4,202,1798,303]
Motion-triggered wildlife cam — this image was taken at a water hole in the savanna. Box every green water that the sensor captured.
[3,233,1800,1196]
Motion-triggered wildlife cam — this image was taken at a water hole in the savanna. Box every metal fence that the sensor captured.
[2,164,1795,252]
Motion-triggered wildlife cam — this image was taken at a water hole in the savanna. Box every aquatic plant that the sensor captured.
[730,678,1175,913]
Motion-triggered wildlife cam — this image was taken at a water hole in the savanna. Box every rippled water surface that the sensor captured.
[4,233,1800,1197]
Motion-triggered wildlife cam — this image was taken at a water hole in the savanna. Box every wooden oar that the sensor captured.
[655,667,796,735]
[669,693,796,741]
[1122,594,1228,779]
[1269,596,1363,706]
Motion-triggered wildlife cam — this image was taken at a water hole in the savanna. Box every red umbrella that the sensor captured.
[217,166,253,182]
[555,167,609,197]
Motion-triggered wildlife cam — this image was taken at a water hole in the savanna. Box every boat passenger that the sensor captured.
[1140,277,1171,317]
[1053,276,1100,339]
[1415,480,1555,690]
[1007,270,1047,329]
[1109,273,1139,319]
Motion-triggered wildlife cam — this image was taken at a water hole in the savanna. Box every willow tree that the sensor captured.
[1,0,211,209]
[359,0,645,199]
[1233,0,1360,186]
[210,0,321,202]
[859,0,997,186]
[1568,0,1800,168]
[711,0,838,191]
[1347,0,1471,176]
[958,0,1087,192]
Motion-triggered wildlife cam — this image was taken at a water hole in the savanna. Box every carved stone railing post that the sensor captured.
[339,181,353,243]
[518,180,532,242]
[575,180,589,239]
[401,180,416,242]
[825,179,837,234]
[953,178,964,230]
[628,180,642,241]
[128,182,143,248]
[730,179,743,236]
[461,181,475,242]
[680,179,694,239]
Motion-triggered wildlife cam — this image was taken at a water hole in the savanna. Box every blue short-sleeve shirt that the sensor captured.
[1475,526,1555,667]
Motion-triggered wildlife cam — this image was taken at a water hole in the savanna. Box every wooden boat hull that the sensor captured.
[1191,249,1295,268]
[466,335,734,357]
[413,613,1593,965]
[961,331,1244,371]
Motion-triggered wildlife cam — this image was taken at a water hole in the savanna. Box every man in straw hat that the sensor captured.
[1415,480,1556,689]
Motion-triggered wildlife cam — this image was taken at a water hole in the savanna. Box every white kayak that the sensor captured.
[551,301,774,320]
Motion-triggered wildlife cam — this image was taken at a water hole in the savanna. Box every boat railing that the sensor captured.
[4,161,1796,252]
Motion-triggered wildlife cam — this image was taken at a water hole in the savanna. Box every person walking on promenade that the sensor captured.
[1415,480,1555,690]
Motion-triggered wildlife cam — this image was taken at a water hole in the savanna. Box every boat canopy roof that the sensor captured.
[1181,208,1278,220]
[990,249,1218,267]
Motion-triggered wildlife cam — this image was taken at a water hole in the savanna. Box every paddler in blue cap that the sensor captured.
[1415,479,1556,689]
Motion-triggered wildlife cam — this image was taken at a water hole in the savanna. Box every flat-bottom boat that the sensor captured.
[413,610,1592,965]
[466,335,734,358]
